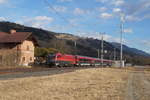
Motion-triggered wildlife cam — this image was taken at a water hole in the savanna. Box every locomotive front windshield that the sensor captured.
[46,54,57,65]
[47,54,56,60]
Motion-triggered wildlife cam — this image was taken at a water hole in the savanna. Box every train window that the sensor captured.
[79,59,84,61]
[47,54,56,58]
[86,59,90,61]
[79,59,91,62]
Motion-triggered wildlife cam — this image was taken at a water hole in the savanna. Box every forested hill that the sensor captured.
[0,21,150,65]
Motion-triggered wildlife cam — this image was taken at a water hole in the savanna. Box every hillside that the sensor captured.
[0,21,150,65]
[111,42,150,57]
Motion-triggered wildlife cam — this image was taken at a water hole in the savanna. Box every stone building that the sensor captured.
[0,30,38,66]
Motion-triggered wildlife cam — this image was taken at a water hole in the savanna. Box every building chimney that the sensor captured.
[10,29,16,34]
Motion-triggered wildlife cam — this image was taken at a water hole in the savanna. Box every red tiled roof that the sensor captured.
[0,32,32,43]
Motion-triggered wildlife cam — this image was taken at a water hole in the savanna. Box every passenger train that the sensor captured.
[46,53,114,67]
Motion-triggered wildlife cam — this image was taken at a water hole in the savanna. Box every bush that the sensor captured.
[35,47,59,57]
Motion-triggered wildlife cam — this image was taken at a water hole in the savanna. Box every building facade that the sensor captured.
[0,30,38,66]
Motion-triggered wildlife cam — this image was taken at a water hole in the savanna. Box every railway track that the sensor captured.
[0,66,149,80]
[0,66,101,80]
[0,66,104,75]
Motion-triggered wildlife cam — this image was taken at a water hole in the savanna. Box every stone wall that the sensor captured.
[0,49,21,66]
[0,40,35,67]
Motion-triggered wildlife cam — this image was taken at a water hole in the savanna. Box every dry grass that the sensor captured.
[0,68,129,100]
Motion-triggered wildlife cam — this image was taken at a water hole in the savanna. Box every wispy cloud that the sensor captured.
[95,0,108,3]
[0,17,6,21]
[68,18,79,27]
[142,40,150,47]
[48,5,67,13]
[125,15,141,21]
[0,0,7,4]
[95,0,150,22]
[113,8,121,13]
[34,16,53,22]
[122,0,150,22]
[18,16,54,28]
[57,0,72,2]
[73,8,88,15]
[111,0,124,6]
[124,28,133,33]
[124,0,150,15]
[96,0,125,6]
[139,40,150,53]
[96,7,107,12]
[100,13,113,19]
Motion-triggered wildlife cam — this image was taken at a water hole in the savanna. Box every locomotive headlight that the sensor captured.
[104,50,107,53]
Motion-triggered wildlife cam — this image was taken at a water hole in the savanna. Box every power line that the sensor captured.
[43,0,69,24]
[44,0,82,30]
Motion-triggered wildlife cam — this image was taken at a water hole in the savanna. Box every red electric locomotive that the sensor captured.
[46,53,76,66]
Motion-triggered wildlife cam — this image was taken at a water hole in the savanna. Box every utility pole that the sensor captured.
[120,13,125,67]
[74,41,77,55]
[101,33,104,67]
[114,48,116,61]
[97,49,100,58]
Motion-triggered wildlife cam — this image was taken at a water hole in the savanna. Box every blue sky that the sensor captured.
[0,0,150,53]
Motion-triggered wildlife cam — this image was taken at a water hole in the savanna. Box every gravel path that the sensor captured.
[125,67,150,100]
[126,73,134,100]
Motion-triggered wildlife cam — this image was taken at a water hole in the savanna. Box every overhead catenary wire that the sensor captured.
[44,0,68,24]
[43,0,79,29]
